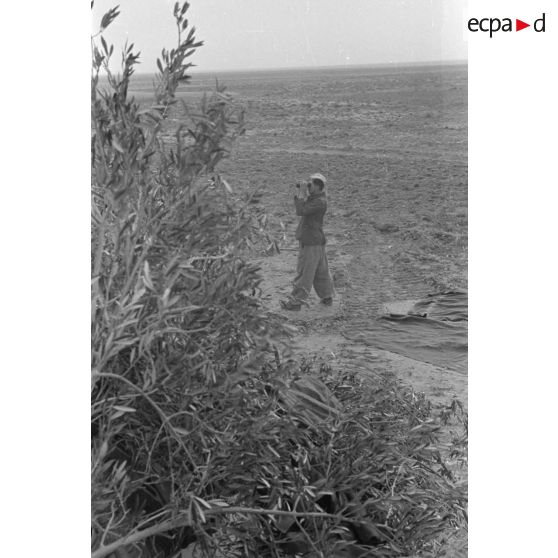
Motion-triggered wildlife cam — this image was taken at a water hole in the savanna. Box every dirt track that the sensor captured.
[256,234,467,411]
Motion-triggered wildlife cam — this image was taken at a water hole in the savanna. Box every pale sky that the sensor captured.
[92,0,467,73]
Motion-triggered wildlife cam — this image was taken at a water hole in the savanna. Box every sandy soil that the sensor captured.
[256,250,466,409]
[206,63,468,412]
[129,62,468,557]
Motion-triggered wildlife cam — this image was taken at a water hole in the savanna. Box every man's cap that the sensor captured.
[310,173,327,186]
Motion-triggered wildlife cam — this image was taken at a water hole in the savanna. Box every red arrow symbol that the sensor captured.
[516,19,530,31]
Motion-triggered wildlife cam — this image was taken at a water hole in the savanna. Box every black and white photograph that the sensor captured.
[90,1,468,556]
[3,0,554,556]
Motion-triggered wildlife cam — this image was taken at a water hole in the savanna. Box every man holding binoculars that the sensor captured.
[280,173,334,311]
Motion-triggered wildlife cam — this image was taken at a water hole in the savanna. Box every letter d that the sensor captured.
[534,13,545,32]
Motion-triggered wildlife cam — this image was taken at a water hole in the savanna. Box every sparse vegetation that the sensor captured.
[91,3,467,557]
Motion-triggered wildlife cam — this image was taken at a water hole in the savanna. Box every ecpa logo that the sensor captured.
[468,13,546,38]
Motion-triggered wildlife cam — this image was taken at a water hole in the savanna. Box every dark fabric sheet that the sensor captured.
[375,290,468,373]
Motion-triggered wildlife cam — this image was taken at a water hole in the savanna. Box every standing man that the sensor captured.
[280,173,334,311]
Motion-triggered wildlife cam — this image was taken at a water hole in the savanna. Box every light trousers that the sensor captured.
[291,243,334,300]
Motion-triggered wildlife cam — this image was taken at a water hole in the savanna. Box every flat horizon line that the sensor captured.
[133,58,467,76]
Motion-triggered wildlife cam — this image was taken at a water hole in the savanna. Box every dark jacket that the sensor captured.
[294,191,327,246]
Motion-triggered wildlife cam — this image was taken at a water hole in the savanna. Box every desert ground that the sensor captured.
[127,62,467,556]
[176,63,468,411]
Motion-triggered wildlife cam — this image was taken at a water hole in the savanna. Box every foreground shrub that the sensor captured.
[91,4,467,557]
